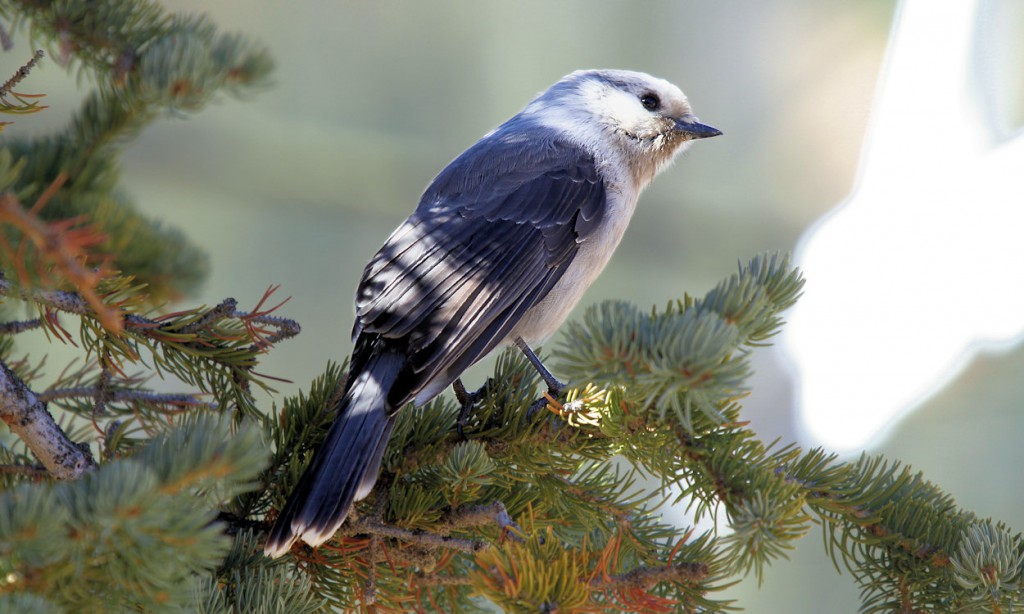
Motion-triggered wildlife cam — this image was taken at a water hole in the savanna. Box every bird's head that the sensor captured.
[527,69,721,186]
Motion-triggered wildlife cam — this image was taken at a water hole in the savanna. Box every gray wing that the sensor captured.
[352,127,606,397]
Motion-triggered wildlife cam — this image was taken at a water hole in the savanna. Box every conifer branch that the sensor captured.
[259,254,1021,611]
[0,357,95,479]
[340,517,487,554]
[2,274,300,347]
[437,501,521,537]
[0,1,273,301]
[590,561,711,591]
[0,48,43,101]
[36,386,201,407]
[325,501,521,558]
[0,189,122,330]
[0,278,82,314]
[0,318,41,335]
[411,574,473,588]
[0,463,47,478]
[0,277,300,416]
[0,48,47,132]
[0,4,308,611]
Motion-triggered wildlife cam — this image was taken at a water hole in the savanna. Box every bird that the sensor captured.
[264,69,721,558]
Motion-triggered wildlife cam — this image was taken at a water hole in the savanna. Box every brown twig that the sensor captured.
[0,463,49,478]
[340,518,487,554]
[0,49,44,100]
[411,574,474,588]
[437,501,522,539]
[0,279,301,348]
[332,501,519,559]
[0,318,42,335]
[37,387,203,406]
[93,362,113,416]
[589,561,710,591]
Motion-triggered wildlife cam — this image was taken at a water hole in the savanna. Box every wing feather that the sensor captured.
[353,126,606,402]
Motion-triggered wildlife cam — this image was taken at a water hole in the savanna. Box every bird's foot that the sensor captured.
[454,378,491,438]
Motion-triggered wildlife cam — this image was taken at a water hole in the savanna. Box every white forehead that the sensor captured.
[576,69,687,101]
[546,70,687,108]
[523,70,691,132]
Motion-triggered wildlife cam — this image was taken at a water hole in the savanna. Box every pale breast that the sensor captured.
[507,183,638,346]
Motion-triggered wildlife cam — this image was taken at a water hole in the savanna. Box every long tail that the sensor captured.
[264,352,404,558]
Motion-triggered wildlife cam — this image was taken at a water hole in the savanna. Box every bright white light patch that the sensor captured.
[783,0,1024,453]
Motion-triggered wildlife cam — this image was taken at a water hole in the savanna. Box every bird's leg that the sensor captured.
[514,336,564,395]
[453,378,472,407]
[454,377,490,438]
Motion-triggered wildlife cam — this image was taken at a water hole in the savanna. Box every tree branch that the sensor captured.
[0,49,44,100]
[0,279,300,346]
[37,386,203,407]
[436,501,522,539]
[590,561,711,591]
[340,518,487,554]
[0,463,49,478]
[0,358,95,479]
[411,574,473,588]
[0,318,43,335]
[325,501,521,559]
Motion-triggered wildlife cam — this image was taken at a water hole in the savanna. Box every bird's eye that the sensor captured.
[640,93,660,111]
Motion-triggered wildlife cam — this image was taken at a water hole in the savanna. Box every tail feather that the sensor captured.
[355,417,397,501]
[264,352,404,558]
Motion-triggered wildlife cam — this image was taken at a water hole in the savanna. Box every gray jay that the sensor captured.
[265,69,720,557]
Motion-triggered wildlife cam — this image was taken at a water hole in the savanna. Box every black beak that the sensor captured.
[674,115,722,139]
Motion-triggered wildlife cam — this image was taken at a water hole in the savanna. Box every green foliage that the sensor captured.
[195,530,325,614]
[950,522,1024,612]
[0,0,272,299]
[0,415,269,611]
[77,293,285,418]
[556,252,803,431]
[438,440,496,508]
[245,256,803,611]
[255,255,1024,613]
[0,3,302,610]
[472,524,593,611]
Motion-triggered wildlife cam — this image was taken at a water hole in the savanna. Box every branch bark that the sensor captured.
[589,561,710,591]
[0,358,95,480]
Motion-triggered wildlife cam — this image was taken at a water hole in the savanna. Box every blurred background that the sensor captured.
[8,0,1024,610]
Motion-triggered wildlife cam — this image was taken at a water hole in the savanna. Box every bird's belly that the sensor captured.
[507,193,635,346]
